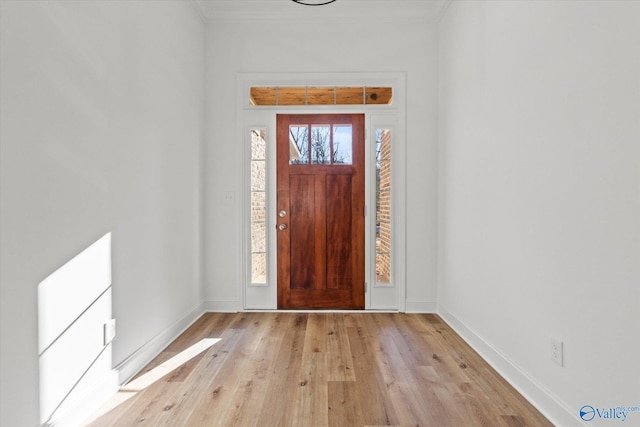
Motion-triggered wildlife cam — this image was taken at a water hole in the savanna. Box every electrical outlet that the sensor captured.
[104,319,116,345]
[550,337,563,366]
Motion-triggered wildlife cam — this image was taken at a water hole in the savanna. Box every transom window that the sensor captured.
[250,86,392,106]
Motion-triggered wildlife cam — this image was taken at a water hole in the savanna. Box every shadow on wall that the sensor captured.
[38,233,113,425]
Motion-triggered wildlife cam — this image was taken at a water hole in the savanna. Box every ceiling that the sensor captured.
[193,0,451,23]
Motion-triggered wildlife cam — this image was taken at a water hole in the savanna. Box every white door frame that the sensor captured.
[237,72,407,311]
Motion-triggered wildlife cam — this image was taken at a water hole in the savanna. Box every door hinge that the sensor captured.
[365,282,368,293]
[364,205,367,217]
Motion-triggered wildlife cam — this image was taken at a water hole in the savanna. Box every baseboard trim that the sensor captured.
[404,298,437,313]
[115,302,206,384]
[202,298,241,312]
[436,304,583,427]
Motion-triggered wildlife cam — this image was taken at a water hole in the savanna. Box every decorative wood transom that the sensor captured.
[250,86,392,106]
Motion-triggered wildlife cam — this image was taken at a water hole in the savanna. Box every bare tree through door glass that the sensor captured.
[289,124,352,165]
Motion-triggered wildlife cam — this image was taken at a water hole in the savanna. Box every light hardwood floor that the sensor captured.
[84,312,553,426]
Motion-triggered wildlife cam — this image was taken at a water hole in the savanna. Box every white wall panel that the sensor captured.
[0,2,204,425]
[438,1,640,424]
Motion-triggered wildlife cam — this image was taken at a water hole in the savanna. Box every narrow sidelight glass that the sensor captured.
[250,129,267,284]
[375,129,392,285]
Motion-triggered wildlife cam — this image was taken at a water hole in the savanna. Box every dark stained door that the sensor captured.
[276,114,365,309]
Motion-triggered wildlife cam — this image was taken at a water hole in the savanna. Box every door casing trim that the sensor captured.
[237,72,407,311]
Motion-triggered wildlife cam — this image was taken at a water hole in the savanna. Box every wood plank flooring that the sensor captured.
[84,313,553,427]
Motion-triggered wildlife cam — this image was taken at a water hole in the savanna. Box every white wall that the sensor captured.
[438,1,640,425]
[0,2,204,425]
[204,19,439,310]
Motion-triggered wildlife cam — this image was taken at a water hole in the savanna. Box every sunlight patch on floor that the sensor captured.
[123,338,221,391]
[83,338,221,425]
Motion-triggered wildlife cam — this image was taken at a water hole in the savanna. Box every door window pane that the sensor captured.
[311,125,331,164]
[290,124,353,166]
[289,125,309,164]
[333,125,352,165]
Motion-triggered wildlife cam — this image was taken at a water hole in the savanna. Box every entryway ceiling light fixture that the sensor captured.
[292,0,337,5]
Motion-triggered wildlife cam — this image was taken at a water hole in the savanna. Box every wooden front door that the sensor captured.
[276,114,365,309]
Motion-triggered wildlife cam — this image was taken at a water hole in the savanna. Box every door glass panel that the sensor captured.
[251,129,267,284]
[332,125,352,165]
[289,125,309,164]
[251,163,266,191]
[376,129,392,285]
[250,87,276,106]
[335,87,364,105]
[365,87,393,104]
[307,87,335,105]
[311,125,331,165]
[252,253,266,284]
[252,129,266,159]
[278,87,306,105]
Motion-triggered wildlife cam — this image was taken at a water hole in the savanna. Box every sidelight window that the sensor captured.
[376,129,392,285]
[250,129,267,284]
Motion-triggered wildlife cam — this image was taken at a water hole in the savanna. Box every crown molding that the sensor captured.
[194,0,451,24]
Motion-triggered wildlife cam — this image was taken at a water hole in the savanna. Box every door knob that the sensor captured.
[278,223,288,231]
[279,210,287,218]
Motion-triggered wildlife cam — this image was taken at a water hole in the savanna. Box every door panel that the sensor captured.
[289,174,320,290]
[326,174,352,290]
[277,114,364,309]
